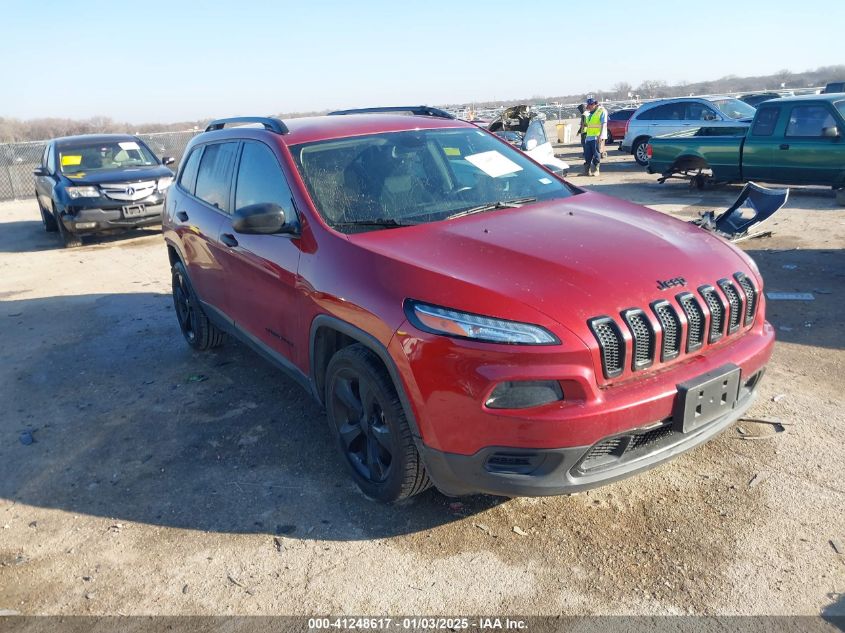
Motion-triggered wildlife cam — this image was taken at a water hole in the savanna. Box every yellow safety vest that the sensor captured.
[585,107,605,137]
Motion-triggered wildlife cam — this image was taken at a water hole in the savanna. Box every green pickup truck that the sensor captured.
[647,94,845,205]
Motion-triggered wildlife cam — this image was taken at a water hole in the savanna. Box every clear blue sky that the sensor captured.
[2,0,842,124]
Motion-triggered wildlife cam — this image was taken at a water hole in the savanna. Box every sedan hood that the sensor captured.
[63,165,173,185]
[351,191,753,332]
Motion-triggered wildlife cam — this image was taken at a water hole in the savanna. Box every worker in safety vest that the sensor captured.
[580,97,607,176]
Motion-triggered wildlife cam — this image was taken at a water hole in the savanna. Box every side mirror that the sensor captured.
[33,166,48,177]
[231,202,297,235]
[161,156,176,166]
[524,138,539,151]
[822,126,840,138]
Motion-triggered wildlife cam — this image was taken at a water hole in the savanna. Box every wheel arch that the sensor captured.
[669,154,711,173]
[309,315,423,440]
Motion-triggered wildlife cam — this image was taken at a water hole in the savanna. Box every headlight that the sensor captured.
[405,300,559,345]
[66,186,99,199]
[157,177,174,192]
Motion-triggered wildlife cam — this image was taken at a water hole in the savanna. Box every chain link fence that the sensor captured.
[0,130,201,202]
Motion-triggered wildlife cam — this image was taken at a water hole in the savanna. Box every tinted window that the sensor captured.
[640,103,685,121]
[609,109,634,121]
[234,142,293,213]
[178,147,202,194]
[837,101,845,119]
[195,142,238,212]
[46,145,55,173]
[785,106,837,137]
[751,107,780,136]
[686,102,719,121]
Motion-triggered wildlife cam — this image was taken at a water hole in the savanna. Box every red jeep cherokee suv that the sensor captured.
[162,108,774,502]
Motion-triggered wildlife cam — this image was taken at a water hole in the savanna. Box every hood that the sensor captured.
[349,191,754,334]
[62,165,173,185]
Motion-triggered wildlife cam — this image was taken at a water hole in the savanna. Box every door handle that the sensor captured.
[176,210,189,222]
[221,233,239,248]
[779,144,790,150]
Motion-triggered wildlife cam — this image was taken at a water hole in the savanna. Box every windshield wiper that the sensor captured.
[445,197,537,221]
[332,218,418,229]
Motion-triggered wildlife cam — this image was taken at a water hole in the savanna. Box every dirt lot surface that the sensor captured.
[1,145,843,617]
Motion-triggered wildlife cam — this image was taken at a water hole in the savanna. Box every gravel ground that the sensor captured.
[0,145,843,617]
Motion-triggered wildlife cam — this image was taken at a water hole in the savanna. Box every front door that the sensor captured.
[216,140,302,359]
[772,103,845,184]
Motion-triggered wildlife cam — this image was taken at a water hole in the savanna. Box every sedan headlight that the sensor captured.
[66,186,100,199]
[405,300,559,345]
[157,177,174,192]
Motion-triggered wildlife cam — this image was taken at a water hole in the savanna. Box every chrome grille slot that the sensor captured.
[700,285,725,343]
[651,300,681,361]
[719,279,743,334]
[677,292,705,352]
[621,308,655,371]
[734,273,758,325]
[588,317,625,379]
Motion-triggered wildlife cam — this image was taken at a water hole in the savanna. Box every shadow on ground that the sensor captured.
[0,218,161,253]
[0,293,503,542]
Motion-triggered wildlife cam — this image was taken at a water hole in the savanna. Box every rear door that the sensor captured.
[217,139,302,358]
[772,103,844,184]
[174,141,239,314]
[740,104,781,181]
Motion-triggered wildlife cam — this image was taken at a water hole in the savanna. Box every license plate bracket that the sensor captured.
[672,364,741,434]
[122,204,146,218]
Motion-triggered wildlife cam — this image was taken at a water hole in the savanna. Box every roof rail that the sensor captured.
[205,116,289,134]
[327,106,455,120]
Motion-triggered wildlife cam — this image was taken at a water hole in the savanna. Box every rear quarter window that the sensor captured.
[177,147,202,194]
[751,107,780,136]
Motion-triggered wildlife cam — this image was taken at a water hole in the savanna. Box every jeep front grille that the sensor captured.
[587,272,758,380]
[588,317,625,378]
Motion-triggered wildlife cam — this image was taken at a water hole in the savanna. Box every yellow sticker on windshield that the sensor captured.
[61,155,82,166]
[443,147,461,156]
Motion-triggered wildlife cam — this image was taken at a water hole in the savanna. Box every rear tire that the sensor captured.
[38,197,58,232]
[171,261,226,350]
[633,138,650,166]
[325,344,431,503]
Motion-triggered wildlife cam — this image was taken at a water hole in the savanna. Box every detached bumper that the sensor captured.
[61,199,164,234]
[421,377,760,497]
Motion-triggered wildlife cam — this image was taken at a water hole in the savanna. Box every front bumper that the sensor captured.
[60,197,164,234]
[419,375,760,497]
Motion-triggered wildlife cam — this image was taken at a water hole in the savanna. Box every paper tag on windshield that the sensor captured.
[538,177,553,184]
[118,141,140,151]
[465,150,523,178]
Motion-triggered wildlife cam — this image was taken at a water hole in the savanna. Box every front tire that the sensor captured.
[171,261,226,350]
[38,197,58,232]
[633,138,650,166]
[54,205,82,248]
[325,344,431,502]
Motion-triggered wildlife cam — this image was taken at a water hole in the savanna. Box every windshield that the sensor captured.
[58,139,158,174]
[836,101,845,119]
[290,128,574,233]
[711,98,757,120]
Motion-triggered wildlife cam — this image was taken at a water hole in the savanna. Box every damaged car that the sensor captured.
[487,105,569,176]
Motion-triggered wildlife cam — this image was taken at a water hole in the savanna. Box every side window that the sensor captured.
[686,103,719,121]
[785,106,837,137]
[46,145,55,173]
[178,146,203,195]
[751,107,780,137]
[644,104,684,121]
[523,120,547,149]
[194,142,238,212]
[41,145,49,168]
[234,142,294,214]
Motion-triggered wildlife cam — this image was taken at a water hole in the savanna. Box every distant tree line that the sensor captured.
[2,65,843,142]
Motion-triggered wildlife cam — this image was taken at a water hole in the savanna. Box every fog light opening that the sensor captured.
[485,380,564,410]
[74,222,97,230]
